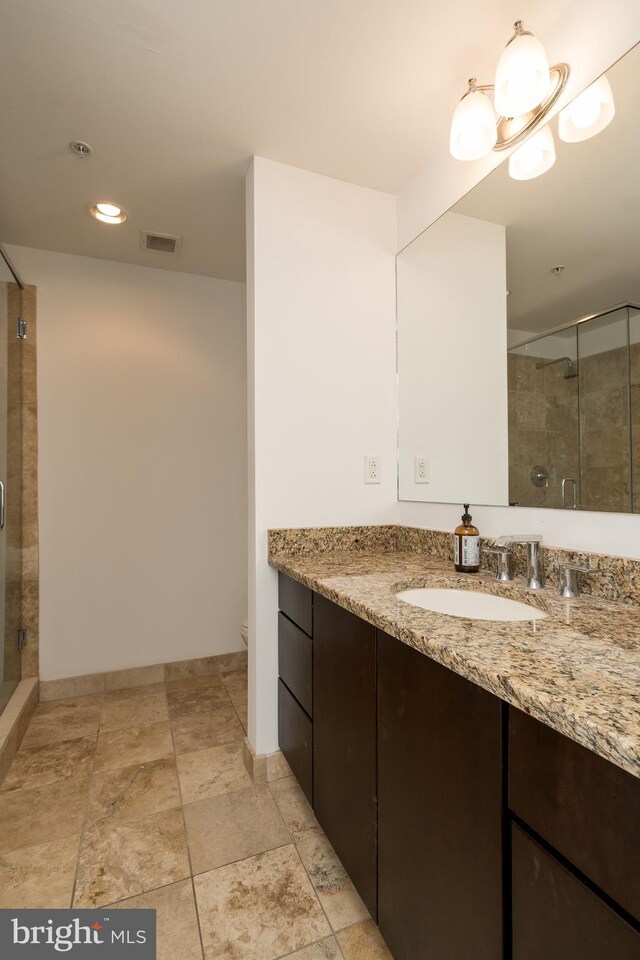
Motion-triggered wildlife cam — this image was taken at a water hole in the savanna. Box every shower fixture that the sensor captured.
[535,356,578,378]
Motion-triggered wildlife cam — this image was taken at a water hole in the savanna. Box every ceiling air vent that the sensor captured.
[139,231,183,256]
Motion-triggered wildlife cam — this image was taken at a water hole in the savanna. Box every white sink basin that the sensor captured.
[395,587,546,622]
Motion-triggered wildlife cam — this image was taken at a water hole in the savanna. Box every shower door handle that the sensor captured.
[0,480,5,529]
[561,477,577,509]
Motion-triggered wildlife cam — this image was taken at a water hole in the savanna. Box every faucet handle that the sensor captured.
[485,547,513,582]
[557,563,596,599]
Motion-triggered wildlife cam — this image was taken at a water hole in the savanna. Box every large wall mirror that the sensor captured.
[397,43,640,513]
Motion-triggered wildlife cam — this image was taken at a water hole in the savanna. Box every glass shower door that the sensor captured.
[0,263,23,715]
[577,306,631,512]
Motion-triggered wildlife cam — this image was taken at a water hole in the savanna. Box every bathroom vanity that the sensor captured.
[271,534,640,960]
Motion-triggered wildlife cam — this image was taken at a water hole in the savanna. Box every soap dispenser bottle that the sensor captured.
[454,505,480,573]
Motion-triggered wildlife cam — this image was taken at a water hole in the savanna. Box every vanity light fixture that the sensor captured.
[450,21,617,181]
[558,75,615,142]
[89,202,128,225]
[449,20,568,167]
[508,125,556,181]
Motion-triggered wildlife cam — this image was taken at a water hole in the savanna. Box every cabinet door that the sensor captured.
[512,824,640,959]
[509,706,640,921]
[278,679,313,804]
[378,630,503,960]
[313,594,377,918]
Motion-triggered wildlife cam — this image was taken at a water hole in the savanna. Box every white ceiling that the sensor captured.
[454,42,640,336]
[0,0,570,281]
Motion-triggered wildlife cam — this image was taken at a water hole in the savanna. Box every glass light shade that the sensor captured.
[558,76,615,142]
[450,90,497,161]
[508,125,556,180]
[96,202,122,218]
[494,31,551,117]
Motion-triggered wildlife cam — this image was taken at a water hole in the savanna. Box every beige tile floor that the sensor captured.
[0,662,393,960]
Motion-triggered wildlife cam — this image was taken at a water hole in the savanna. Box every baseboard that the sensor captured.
[243,736,292,785]
[0,678,38,784]
[39,649,247,702]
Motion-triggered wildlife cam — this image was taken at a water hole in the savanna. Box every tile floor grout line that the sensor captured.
[69,702,105,908]
[273,792,340,953]
[166,682,208,960]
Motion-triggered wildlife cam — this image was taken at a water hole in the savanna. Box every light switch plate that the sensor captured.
[364,456,381,484]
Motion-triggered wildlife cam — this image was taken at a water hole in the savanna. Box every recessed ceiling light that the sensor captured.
[89,202,128,224]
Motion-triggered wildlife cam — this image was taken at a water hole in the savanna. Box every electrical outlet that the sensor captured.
[414,457,430,483]
[364,456,381,484]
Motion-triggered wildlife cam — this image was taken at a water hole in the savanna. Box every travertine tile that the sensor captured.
[74,806,190,907]
[296,834,369,931]
[269,776,320,842]
[234,701,248,733]
[0,777,89,853]
[164,656,225,682]
[266,750,292,782]
[171,705,244,755]
[0,835,79,908]
[284,938,343,960]
[39,673,105,702]
[94,721,173,771]
[243,737,267,784]
[194,844,330,960]
[1,735,96,792]
[336,921,393,960]
[101,685,168,731]
[22,695,102,747]
[215,651,248,675]
[221,670,247,707]
[108,880,203,960]
[87,757,180,827]
[105,664,165,693]
[176,741,251,804]
[184,782,289,874]
[166,676,231,720]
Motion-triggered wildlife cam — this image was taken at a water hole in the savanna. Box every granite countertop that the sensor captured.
[269,548,640,780]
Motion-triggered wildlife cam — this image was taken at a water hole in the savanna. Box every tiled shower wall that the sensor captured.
[507,353,579,509]
[20,285,38,676]
[509,344,640,512]
[6,283,38,679]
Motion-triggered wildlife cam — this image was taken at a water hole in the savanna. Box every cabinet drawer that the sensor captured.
[278,613,313,717]
[509,707,640,920]
[278,572,313,636]
[278,679,313,804]
[512,824,640,959]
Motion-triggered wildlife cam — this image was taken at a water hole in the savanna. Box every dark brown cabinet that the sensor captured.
[313,593,377,918]
[276,575,640,960]
[278,679,313,803]
[512,824,640,959]
[509,706,640,922]
[277,575,314,805]
[377,630,504,960]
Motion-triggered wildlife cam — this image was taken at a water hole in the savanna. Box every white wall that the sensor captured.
[396,3,640,559]
[7,245,247,681]
[247,157,397,754]
[397,212,508,505]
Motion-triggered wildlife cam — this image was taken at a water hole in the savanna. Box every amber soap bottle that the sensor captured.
[454,504,480,573]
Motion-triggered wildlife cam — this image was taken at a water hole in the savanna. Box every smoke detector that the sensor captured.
[69,141,92,158]
[139,231,182,256]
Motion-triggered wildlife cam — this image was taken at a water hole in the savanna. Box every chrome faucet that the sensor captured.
[494,534,544,590]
